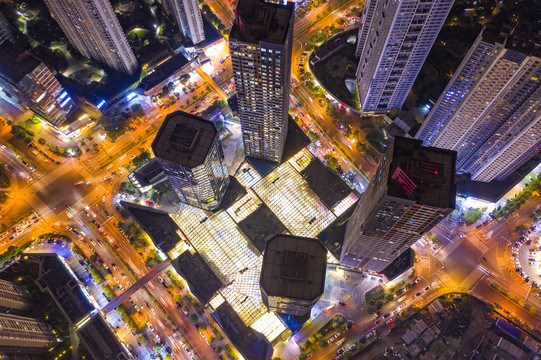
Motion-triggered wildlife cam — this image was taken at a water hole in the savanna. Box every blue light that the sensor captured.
[126,92,137,101]
[58,91,68,100]
[97,100,106,109]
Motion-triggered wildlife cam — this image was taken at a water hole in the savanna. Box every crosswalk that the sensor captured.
[468,235,490,253]
[436,271,457,288]
[27,165,72,192]
[460,266,485,290]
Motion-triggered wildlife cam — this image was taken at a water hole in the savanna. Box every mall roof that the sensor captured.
[260,234,326,301]
[230,0,294,45]
[387,136,456,210]
[172,250,223,304]
[152,111,217,169]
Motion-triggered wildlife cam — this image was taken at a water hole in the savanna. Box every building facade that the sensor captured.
[356,0,454,114]
[0,279,31,312]
[229,0,295,162]
[0,12,15,45]
[0,45,75,128]
[151,111,230,211]
[162,0,205,45]
[43,0,137,74]
[341,137,456,272]
[0,313,55,349]
[416,29,541,182]
[260,235,326,317]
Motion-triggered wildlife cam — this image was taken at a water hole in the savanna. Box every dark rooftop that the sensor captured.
[212,302,273,360]
[77,315,130,360]
[0,42,42,84]
[237,203,287,254]
[380,247,414,281]
[121,201,181,254]
[260,234,327,301]
[36,255,93,325]
[218,176,247,210]
[301,157,353,209]
[137,52,191,92]
[196,14,224,49]
[387,137,456,210]
[171,250,223,304]
[152,111,218,169]
[230,0,294,45]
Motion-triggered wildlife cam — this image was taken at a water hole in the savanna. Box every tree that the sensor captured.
[324,154,339,170]
[375,300,384,309]
[344,350,352,358]
[430,339,447,356]
[89,254,98,263]
[318,338,328,348]
[385,293,394,302]
[190,314,198,324]
[298,354,308,360]
[130,103,145,117]
[167,284,175,292]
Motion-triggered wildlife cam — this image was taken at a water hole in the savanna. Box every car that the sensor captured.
[374,318,382,325]
[113,277,119,283]
[184,347,191,354]
[424,286,430,291]
[525,277,530,283]
[104,211,110,217]
[503,310,511,315]
[158,276,164,283]
[366,332,373,339]
[146,322,155,332]
[121,273,127,279]
[415,291,422,297]
[383,313,391,319]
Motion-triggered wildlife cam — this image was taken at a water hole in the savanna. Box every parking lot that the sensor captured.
[511,225,540,287]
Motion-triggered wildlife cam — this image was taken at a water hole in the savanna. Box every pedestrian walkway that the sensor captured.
[27,164,71,192]
[468,235,490,253]
[292,310,330,345]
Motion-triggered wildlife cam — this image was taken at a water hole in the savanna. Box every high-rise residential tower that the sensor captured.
[0,279,31,311]
[162,0,205,45]
[0,313,55,349]
[356,0,454,114]
[416,29,541,182]
[43,0,137,74]
[229,0,295,162]
[341,137,456,272]
[151,111,230,211]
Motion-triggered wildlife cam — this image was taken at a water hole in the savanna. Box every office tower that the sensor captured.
[151,110,230,210]
[341,137,456,272]
[260,235,327,317]
[0,13,15,45]
[43,0,137,74]
[229,0,295,162]
[416,29,541,182]
[356,0,454,114]
[163,0,205,45]
[0,279,31,311]
[0,44,75,128]
[0,313,55,348]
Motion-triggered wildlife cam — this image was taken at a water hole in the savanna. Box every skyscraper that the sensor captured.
[0,12,15,45]
[43,0,137,74]
[151,111,230,211]
[260,235,326,318]
[341,137,456,272]
[356,0,454,114]
[416,29,541,182]
[229,0,295,162]
[163,0,205,45]
[0,44,75,128]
